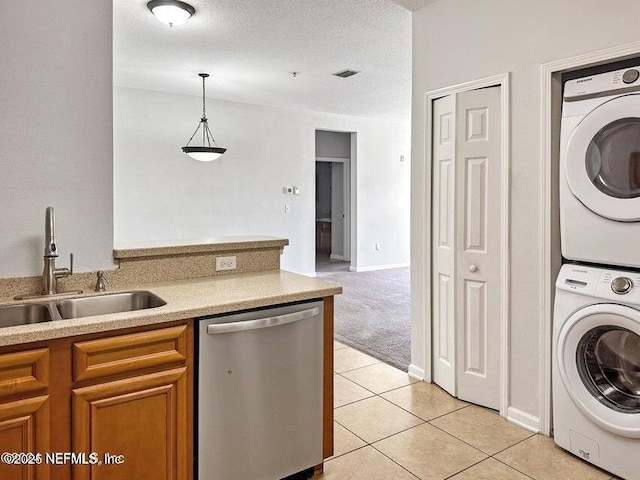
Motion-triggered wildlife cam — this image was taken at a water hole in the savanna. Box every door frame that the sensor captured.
[421,73,511,419]
[539,40,640,435]
[315,156,351,262]
[314,128,357,272]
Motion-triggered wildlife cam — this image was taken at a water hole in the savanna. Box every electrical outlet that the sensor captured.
[216,255,237,271]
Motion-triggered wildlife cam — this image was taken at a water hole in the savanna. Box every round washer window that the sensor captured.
[586,118,640,199]
[577,325,640,413]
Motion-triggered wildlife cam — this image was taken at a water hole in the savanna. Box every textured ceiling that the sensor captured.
[113,0,412,121]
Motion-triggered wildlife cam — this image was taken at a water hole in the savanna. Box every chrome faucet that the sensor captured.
[13,207,82,300]
[41,206,77,295]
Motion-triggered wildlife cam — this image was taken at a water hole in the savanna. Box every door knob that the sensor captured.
[469,265,478,273]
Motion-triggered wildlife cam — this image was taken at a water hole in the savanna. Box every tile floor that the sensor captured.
[320,341,619,480]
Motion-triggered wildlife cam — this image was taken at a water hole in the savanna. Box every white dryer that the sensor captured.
[553,264,640,480]
[560,66,640,268]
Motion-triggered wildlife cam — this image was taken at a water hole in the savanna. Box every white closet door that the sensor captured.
[431,94,457,396]
[454,86,501,410]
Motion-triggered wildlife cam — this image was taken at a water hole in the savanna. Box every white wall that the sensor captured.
[316,131,351,158]
[114,87,410,274]
[411,0,640,426]
[0,0,114,278]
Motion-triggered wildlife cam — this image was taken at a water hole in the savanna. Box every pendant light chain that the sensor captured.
[202,74,207,120]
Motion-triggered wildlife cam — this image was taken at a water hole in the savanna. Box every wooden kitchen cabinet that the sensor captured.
[71,325,190,480]
[0,321,193,480]
[72,368,188,480]
[0,348,51,480]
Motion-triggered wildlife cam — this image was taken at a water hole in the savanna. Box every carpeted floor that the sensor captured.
[316,256,410,371]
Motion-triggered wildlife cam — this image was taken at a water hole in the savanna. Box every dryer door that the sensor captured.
[557,303,640,438]
[565,94,640,221]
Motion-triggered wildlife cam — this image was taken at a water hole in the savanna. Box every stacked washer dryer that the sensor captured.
[555,66,640,480]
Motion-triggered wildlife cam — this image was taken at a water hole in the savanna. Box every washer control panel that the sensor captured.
[611,276,633,294]
[557,264,640,303]
[564,65,640,101]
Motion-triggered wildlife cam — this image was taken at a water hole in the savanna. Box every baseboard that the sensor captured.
[507,406,541,433]
[302,272,318,278]
[408,364,425,380]
[350,263,410,272]
[329,254,346,261]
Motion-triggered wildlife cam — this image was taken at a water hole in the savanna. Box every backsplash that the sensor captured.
[0,237,287,299]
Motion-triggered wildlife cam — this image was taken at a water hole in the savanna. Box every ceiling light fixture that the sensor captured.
[333,69,360,78]
[182,73,227,162]
[147,0,195,27]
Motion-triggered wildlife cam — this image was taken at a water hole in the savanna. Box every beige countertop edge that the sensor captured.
[0,271,341,347]
[114,237,290,259]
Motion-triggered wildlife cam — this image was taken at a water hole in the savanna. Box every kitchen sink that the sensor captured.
[55,291,166,319]
[0,303,55,328]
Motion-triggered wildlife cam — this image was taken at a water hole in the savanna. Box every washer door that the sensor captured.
[565,94,640,221]
[557,304,640,438]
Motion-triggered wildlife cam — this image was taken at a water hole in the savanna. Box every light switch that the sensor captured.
[285,204,291,213]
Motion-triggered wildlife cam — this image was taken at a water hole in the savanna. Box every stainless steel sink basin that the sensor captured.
[0,303,55,328]
[55,291,166,319]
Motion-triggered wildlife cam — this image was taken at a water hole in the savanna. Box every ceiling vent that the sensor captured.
[333,69,359,78]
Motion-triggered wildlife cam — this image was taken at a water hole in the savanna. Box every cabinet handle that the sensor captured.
[206,307,320,335]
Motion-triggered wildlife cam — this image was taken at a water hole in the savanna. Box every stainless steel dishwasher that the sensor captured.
[196,300,324,480]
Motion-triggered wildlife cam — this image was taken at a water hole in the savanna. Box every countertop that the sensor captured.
[113,235,289,259]
[0,270,341,347]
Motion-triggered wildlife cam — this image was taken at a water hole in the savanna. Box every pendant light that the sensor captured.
[182,73,227,162]
[147,0,195,27]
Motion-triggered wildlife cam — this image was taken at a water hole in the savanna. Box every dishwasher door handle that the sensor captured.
[206,307,321,335]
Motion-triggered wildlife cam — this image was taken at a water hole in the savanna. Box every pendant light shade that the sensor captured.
[182,73,227,162]
[147,0,195,27]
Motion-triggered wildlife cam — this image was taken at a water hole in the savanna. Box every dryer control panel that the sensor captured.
[564,66,640,101]
[556,264,640,303]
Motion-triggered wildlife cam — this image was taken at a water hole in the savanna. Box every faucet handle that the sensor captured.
[69,253,74,275]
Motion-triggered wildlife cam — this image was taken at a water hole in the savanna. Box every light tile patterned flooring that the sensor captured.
[321,341,619,480]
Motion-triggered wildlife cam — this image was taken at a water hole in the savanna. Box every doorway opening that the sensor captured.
[315,128,412,372]
[315,130,352,273]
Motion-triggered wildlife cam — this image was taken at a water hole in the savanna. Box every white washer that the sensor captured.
[560,66,640,268]
[553,264,640,480]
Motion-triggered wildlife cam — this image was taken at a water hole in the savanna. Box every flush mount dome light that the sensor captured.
[147,0,195,27]
[182,73,227,162]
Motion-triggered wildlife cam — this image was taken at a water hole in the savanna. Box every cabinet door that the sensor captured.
[0,395,50,480]
[72,368,187,480]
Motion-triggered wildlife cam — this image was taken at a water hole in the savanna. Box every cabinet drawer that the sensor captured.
[0,348,49,399]
[73,325,187,382]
